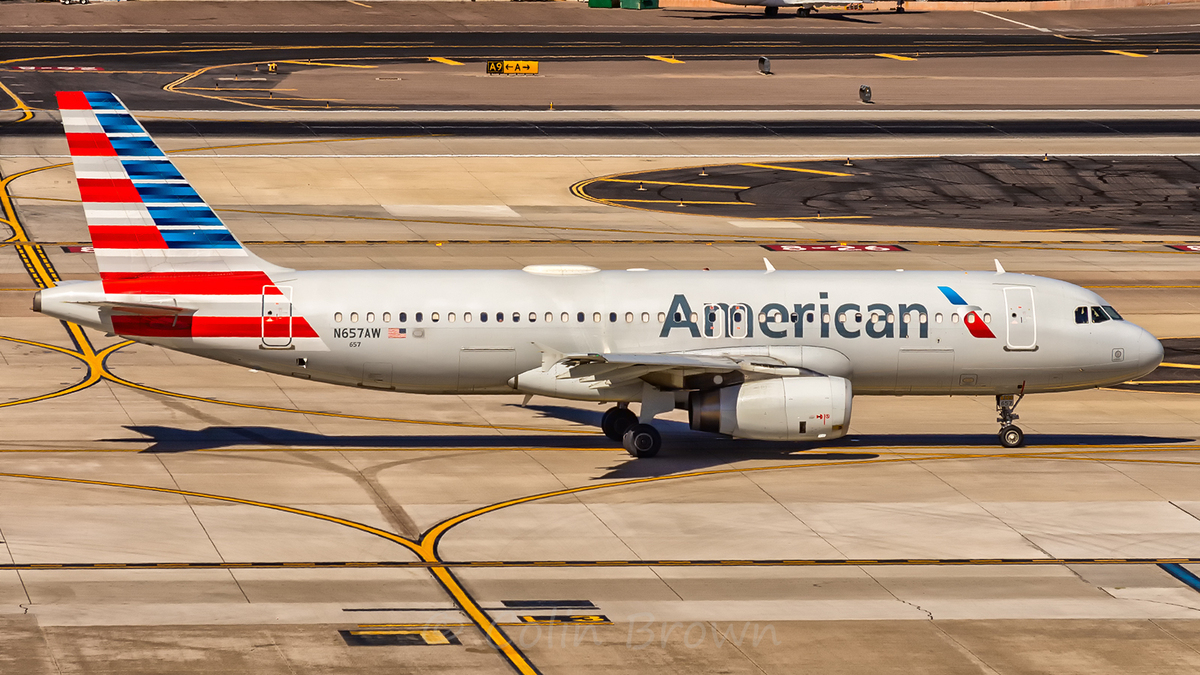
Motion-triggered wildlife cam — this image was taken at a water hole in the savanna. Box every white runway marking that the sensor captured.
[975,11,1052,33]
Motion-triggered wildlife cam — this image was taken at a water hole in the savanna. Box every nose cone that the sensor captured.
[1134,328,1164,379]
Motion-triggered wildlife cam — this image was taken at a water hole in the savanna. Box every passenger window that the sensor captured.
[448,313,456,322]
[593,312,601,323]
[609,312,617,323]
[626,312,634,323]
[366,312,375,323]
[415,312,423,322]
[431,312,440,323]
[983,313,991,323]
[481,313,489,323]
[513,312,520,323]
[350,312,359,323]
[465,312,472,323]
[530,312,537,323]
[658,312,666,323]
[951,313,959,323]
[1090,306,1110,323]
[578,312,585,323]
[641,312,649,323]
[935,313,943,323]
[674,312,682,322]
[383,312,391,323]
[1103,305,1123,321]
[1075,307,1088,324]
[399,312,407,322]
[334,312,343,323]
[496,312,503,323]
[561,312,569,323]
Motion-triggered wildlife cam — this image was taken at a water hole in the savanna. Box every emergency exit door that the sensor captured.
[261,285,293,348]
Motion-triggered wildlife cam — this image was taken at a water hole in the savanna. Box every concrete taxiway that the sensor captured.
[5,6,1200,673]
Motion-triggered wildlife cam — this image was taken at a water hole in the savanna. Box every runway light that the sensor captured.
[845,158,853,166]
[699,167,708,176]
[636,182,647,191]
[1043,153,1050,162]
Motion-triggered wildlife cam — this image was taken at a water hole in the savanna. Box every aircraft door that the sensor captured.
[729,303,750,338]
[261,285,293,348]
[703,303,725,338]
[1003,287,1036,350]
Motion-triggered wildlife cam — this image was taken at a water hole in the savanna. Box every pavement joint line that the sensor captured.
[974,10,1053,33]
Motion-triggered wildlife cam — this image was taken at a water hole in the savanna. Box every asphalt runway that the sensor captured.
[6,4,1200,674]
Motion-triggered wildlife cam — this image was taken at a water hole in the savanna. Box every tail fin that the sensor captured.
[57,91,289,296]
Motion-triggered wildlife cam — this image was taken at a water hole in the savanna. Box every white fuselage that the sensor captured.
[40,269,1163,398]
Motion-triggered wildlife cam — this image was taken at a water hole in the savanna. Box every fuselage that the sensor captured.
[38,268,1163,398]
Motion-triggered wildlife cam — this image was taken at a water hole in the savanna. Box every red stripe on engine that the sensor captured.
[112,315,318,339]
[89,226,168,250]
[56,91,92,110]
[100,271,285,296]
[65,133,116,157]
[77,178,142,203]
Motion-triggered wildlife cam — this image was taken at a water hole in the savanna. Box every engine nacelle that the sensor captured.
[688,376,852,441]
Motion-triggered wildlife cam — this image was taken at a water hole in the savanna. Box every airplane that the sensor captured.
[35,91,1163,458]
[713,0,901,17]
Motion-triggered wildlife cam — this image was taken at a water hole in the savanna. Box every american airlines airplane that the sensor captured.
[35,91,1163,457]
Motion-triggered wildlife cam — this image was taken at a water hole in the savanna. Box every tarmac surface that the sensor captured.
[6,3,1200,674]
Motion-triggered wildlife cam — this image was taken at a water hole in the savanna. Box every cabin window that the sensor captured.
[822,313,831,323]
[838,313,847,323]
[530,312,537,323]
[791,313,799,322]
[982,313,991,323]
[481,312,489,323]
[577,312,585,323]
[886,313,895,323]
[658,312,666,323]
[496,312,504,323]
[366,312,375,323]
[382,312,391,323]
[464,313,472,323]
[935,313,943,323]
[855,312,863,323]
[513,312,520,323]
[399,312,407,322]
[350,312,359,323]
[642,312,650,323]
[919,313,927,324]
[610,312,618,323]
[806,313,815,322]
[334,312,343,323]
[431,312,440,322]
[1075,306,1089,324]
[951,313,960,324]
[626,312,634,323]
[561,312,569,323]
[448,313,456,322]
[674,312,682,322]
[902,314,910,324]
[691,312,700,323]
[415,312,423,322]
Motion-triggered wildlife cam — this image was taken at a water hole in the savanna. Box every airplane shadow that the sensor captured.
[667,8,886,23]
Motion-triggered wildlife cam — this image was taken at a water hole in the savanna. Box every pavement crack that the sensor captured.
[898,597,935,620]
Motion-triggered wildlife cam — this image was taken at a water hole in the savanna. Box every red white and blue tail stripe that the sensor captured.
[58,91,324,349]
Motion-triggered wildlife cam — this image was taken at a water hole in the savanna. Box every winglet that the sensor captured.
[763,257,776,274]
[994,259,1006,274]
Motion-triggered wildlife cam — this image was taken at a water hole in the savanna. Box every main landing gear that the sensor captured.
[764,6,779,16]
[602,405,662,458]
[996,392,1025,448]
[797,6,813,16]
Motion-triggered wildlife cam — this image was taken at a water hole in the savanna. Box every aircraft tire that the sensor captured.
[623,424,662,458]
[765,6,779,16]
[798,6,811,16]
[602,407,638,442]
[998,425,1024,448]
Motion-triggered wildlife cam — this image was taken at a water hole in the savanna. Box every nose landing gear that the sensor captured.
[996,391,1025,448]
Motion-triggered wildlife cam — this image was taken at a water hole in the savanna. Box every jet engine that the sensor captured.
[688,376,852,441]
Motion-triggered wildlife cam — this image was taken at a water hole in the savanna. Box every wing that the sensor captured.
[544,349,810,391]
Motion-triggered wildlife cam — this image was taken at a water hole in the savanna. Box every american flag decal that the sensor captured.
[388,328,406,338]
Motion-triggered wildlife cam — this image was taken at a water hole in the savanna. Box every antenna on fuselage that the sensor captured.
[763,257,776,274]
[994,259,1007,274]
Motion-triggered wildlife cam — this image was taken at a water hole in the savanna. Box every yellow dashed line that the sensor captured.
[429,57,465,66]
[645,55,685,63]
[1104,50,1148,58]
[875,53,916,61]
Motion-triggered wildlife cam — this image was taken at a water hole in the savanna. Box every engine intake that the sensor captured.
[688,376,852,441]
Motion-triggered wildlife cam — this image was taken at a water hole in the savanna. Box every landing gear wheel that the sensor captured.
[764,6,778,15]
[601,407,637,442]
[999,425,1024,448]
[623,424,661,458]
[798,6,811,16]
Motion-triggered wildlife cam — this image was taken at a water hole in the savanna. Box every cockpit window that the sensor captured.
[1090,306,1110,323]
[1102,305,1123,321]
[1074,307,1088,324]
